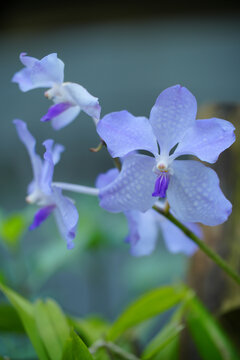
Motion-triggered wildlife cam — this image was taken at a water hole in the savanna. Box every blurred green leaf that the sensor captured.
[34,299,69,360]
[45,299,70,348]
[0,282,49,360]
[187,297,240,360]
[0,213,26,248]
[107,285,187,341]
[150,335,180,360]
[61,329,93,360]
[0,303,25,333]
[142,303,186,360]
[69,316,109,346]
[142,320,184,359]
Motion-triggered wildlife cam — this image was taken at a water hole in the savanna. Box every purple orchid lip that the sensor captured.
[41,102,72,122]
[152,172,170,198]
[29,204,56,230]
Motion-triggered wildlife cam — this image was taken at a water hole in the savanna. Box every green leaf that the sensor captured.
[107,285,187,341]
[45,299,70,348]
[69,316,109,346]
[34,299,69,360]
[0,282,49,360]
[142,304,185,360]
[0,303,25,333]
[61,329,94,360]
[187,297,240,360]
[0,213,26,248]
[150,336,180,360]
[142,321,184,359]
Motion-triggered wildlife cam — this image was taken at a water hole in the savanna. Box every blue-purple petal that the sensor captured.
[167,160,232,225]
[149,85,197,154]
[125,210,158,256]
[97,110,158,158]
[12,53,64,92]
[41,102,72,122]
[29,205,55,230]
[13,119,42,189]
[63,83,101,120]
[171,118,235,163]
[40,139,55,194]
[160,218,200,256]
[52,143,65,165]
[99,153,156,213]
[52,187,79,249]
[96,168,119,189]
[51,106,81,130]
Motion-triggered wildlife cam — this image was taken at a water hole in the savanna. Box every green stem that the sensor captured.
[153,205,240,286]
[90,340,140,360]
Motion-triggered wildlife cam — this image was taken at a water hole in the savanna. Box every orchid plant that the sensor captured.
[12,52,240,285]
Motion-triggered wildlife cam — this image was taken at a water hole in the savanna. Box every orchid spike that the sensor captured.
[97,85,235,226]
[12,53,101,129]
[13,119,79,249]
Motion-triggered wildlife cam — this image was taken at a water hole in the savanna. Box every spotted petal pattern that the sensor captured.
[172,118,235,163]
[149,85,197,154]
[98,153,156,213]
[97,110,158,158]
[167,160,232,225]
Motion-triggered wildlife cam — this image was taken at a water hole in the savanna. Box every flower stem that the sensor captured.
[52,182,99,196]
[153,204,240,286]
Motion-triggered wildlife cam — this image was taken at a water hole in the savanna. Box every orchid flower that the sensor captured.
[97,85,235,226]
[14,119,79,249]
[96,168,201,256]
[12,53,101,129]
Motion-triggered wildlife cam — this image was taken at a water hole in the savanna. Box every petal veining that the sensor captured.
[167,160,232,225]
[97,110,158,158]
[99,153,156,213]
[171,118,235,163]
[149,85,197,154]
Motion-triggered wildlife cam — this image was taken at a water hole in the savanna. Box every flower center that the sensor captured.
[152,157,172,198]
[26,188,51,206]
[44,83,74,105]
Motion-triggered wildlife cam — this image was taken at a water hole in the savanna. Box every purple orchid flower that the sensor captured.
[96,168,201,256]
[13,119,79,249]
[97,85,235,226]
[12,53,101,130]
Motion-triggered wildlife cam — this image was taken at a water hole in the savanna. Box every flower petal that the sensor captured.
[40,139,55,194]
[167,160,232,225]
[12,53,64,92]
[63,83,101,120]
[149,85,197,154]
[96,168,119,188]
[52,143,65,165]
[99,153,156,212]
[13,119,42,189]
[97,110,158,158]
[52,187,79,249]
[160,219,200,256]
[41,102,72,122]
[125,210,158,256]
[29,205,55,230]
[171,118,235,163]
[50,106,81,130]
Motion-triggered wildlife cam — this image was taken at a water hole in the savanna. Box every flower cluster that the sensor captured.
[12,53,235,255]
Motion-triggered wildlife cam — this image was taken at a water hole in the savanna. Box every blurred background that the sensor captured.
[0,1,240,357]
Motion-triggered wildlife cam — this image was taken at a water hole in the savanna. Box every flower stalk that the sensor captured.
[153,204,240,286]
